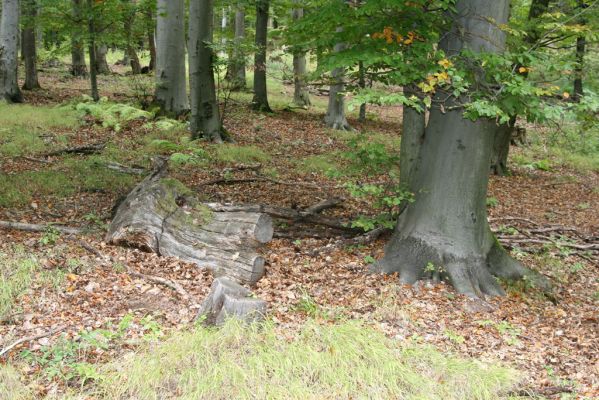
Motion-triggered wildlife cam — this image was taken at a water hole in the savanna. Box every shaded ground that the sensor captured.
[0,64,598,399]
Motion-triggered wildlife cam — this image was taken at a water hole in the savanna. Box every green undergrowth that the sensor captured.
[90,319,519,400]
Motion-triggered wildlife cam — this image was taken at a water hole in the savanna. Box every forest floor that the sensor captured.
[0,62,598,399]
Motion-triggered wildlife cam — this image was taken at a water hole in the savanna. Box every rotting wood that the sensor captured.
[196,277,266,325]
[106,165,273,285]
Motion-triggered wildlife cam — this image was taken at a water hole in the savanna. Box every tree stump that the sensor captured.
[197,277,267,325]
[106,164,273,285]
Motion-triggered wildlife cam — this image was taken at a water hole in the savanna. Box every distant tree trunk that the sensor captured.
[358,61,366,122]
[0,0,23,102]
[155,0,188,115]
[226,4,246,90]
[87,0,99,101]
[573,35,585,102]
[22,0,41,90]
[251,0,271,112]
[95,44,110,74]
[325,32,352,131]
[376,0,549,299]
[147,24,156,71]
[189,0,224,142]
[123,0,141,74]
[70,0,87,77]
[291,6,310,108]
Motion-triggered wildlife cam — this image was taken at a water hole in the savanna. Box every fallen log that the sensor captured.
[0,221,84,235]
[42,142,106,157]
[106,168,273,285]
[196,277,266,325]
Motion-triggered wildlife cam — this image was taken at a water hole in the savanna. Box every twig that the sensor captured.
[0,325,67,358]
[0,220,84,235]
[19,155,53,164]
[128,270,194,303]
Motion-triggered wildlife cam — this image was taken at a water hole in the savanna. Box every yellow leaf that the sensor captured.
[67,273,78,282]
[518,66,528,73]
[562,92,570,99]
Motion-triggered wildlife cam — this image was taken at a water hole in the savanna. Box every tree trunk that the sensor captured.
[0,0,23,102]
[197,278,267,325]
[147,23,156,71]
[123,0,141,75]
[21,0,41,90]
[325,34,352,131]
[251,0,271,112]
[95,44,110,74]
[189,0,224,142]
[399,96,425,190]
[375,0,549,299]
[291,7,310,108]
[87,0,99,102]
[155,0,188,115]
[358,61,366,121]
[70,0,87,77]
[226,5,246,91]
[106,167,273,286]
[573,35,585,102]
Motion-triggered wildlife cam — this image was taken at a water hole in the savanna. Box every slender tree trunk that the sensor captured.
[147,24,156,71]
[358,61,366,122]
[189,0,224,142]
[376,0,549,299]
[226,4,246,90]
[325,32,352,131]
[573,35,585,101]
[155,0,188,115]
[291,6,310,108]
[22,0,41,90]
[0,0,23,102]
[251,0,271,112]
[123,0,141,75]
[70,0,88,77]
[95,44,110,74]
[87,0,99,101]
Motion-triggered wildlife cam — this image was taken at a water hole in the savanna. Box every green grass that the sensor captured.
[0,252,38,320]
[213,144,271,164]
[92,319,519,400]
[0,104,78,157]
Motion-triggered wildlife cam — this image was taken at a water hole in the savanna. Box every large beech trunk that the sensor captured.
[0,0,23,102]
[251,0,271,112]
[70,0,88,77]
[106,164,273,285]
[189,0,224,142]
[155,0,188,115]
[376,0,549,299]
[95,44,110,74]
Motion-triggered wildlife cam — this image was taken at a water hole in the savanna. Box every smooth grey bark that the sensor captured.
[226,5,246,90]
[87,0,99,101]
[0,0,23,102]
[324,39,352,130]
[70,0,88,77]
[375,0,549,299]
[251,0,271,112]
[95,44,110,74]
[22,0,40,90]
[189,0,224,142]
[155,0,188,115]
[291,7,310,108]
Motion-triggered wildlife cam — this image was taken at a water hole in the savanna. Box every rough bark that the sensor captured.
[324,35,352,130]
[21,0,40,90]
[86,0,99,101]
[70,0,88,77]
[291,7,310,108]
[106,166,273,285]
[226,5,246,91]
[95,44,110,75]
[251,0,272,112]
[375,0,550,299]
[0,0,23,102]
[197,278,267,325]
[154,0,188,115]
[189,0,224,142]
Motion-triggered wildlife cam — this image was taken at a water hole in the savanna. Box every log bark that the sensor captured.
[197,277,267,325]
[106,169,273,285]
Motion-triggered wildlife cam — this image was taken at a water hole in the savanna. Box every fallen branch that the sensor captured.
[0,220,84,235]
[497,237,598,251]
[41,142,106,157]
[0,325,67,358]
[19,155,53,164]
[508,385,573,398]
[101,161,146,175]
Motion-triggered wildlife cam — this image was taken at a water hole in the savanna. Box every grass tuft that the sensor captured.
[213,144,271,164]
[96,319,520,400]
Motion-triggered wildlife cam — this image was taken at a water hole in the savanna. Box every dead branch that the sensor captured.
[19,155,53,164]
[497,237,598,251]
[101,161,146,175]
[0,325,67,358]
[128,270,194,303]
[41,142,106,157]
[0,220,84,235]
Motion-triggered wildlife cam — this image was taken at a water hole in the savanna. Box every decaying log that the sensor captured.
[0,220,84,235]
[197,277,267,325]
[106,168,273,285]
